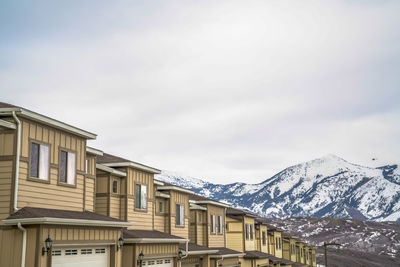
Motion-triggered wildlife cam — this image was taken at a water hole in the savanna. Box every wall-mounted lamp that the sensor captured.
[117,237,124,251]
[137,251,144,267]
[178,250,183,260]
[41,236,53,256]
[238,261,241,267]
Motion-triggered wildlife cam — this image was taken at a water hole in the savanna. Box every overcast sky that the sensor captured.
[1,0,399,184]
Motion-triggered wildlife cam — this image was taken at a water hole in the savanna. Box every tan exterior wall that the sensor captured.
[168,191,189,238]
[268,234,274,255]
[84,177,95,212]
[283,239,290,260]
[0,131,15,156]
[0,160,13,221]
[16,119,87,212]
[274,231,282,258]
[226,216,244,252]
[243,216,255,251]
[189,210,206,246]
[290,239,296,262]
[207,204,225,248]
[126,168,154,230]
[0,227,24,267]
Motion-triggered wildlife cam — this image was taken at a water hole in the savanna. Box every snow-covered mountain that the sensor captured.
[156,154,400,222]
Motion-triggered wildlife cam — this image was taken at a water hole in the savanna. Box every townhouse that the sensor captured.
[0,102,317,267]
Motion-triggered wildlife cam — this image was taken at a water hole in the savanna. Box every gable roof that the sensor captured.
[3,207,131,227]
[97,152,161,174]
[0,102,96,139]
[179,243,219,255]
[226,207,258,217]
[189,194,230,208]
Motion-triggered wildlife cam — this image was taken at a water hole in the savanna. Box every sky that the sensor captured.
[1,0,399,184]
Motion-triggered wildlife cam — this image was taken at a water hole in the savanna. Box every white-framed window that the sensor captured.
[135,184,147,210]
[29,142,49,180]
[176,204,185,226]
[245,224,249,239]
[250,224,254,240]
[262,231,266,245]
[59,150,76,185]
[211,214,216,234]
[217,215,223,234]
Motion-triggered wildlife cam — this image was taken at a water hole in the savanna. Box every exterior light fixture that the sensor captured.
[42,235,53,256]
[117,237,124,251]
[178,250,183,260]
[137,251,144,267]
[238,261,241,267]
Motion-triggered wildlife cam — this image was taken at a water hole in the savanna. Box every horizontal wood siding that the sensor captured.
[85,177,95,212]
[244,216,255,251]
[95,196,108,216]
[226,217,244,252]
[169,191,189,239]
[207,205,225,248]
[0,160,13,221]
[110,196,121,219]
[17,161,84,211]
[154,214,166,232]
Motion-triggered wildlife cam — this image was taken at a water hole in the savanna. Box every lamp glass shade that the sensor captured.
[118,237,124,247]
[139,252,144,260]
[45,236,52,250]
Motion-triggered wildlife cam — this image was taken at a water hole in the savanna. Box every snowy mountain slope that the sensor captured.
[155,155,400,222]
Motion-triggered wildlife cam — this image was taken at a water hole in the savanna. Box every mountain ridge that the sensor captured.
[156,155,400,222]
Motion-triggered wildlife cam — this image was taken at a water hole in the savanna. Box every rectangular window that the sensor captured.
[276,237,279,250]
[135,184,147,210]
[250,224,254,240]
[262,231,266,245]
[85,159,89,173]
[217,216,223,234]
[159,201,163,213]
[112,180,118,194]
[210,214,216,233]
[279,237,282,249]
[30,142,49,180]
[59,150,76,185]
[245,224,249,240]
[176,204,185,226]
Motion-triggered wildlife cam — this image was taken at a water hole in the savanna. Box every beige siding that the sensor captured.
[0,227,23,267]
[110,196,121,219]
[96,196,108,216]
[0,160,13,221]
[244,216,255,251]
[85,177,95,211]
[135,243,178,257]
[169,191,189,238]
[17,161,85,210]
[0,132,15,156]
[207,205,225,248]
[226,217,244,252]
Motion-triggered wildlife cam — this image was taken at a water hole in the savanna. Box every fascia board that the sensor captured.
[103,162,161,174]
[96,164,127,177]
[3,217,132,227]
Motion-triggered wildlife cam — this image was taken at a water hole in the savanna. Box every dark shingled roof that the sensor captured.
[189,194,227,206]
[6,207,125,222]
[179,243,218,252]
[0,102,19,109]
[226,207,258,217]
[123,229,185,240]
[211,247,243,256]
[244,250,271,259]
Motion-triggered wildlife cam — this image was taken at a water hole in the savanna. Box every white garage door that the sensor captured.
[143,258,173,267]
[52,247,109,267]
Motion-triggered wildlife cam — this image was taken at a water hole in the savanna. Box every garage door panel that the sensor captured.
[52,247,109,267]
[143,258,173,267]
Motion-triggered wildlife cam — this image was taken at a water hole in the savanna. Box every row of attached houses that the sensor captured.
[0,102,317,267]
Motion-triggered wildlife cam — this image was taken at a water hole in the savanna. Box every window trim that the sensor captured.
[210,214,216,234]
[58,148,77,188]
[262,231,266,246]
[134,183,148,212]
[250,224,254,240]
[245,224,249,240]
[28,140,51,184]
[175,203,185,227]
[112,179,118,194]
[217,215,223,235]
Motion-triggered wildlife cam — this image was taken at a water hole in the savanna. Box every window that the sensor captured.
[59,150,76,185]
[30,142,49,180]
[135,184,147,210]
[112,180,118,194]
[279,237,282,249]
[81,249,92,255]
[262,231,266,245]
[65,249,78,255]
[245,224,249,240]
[159,201,163,213]
[250,224,254,240]
[176,204,185,226]
[275,237,279,250]
[95,248,106,254]
[85,159,89,173]
[217,216,223,234]
[210,214,216,233]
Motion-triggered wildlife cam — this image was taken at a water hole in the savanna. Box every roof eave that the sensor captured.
[102,162,161,174]
[2,217,132,227]
[124,238,188,244]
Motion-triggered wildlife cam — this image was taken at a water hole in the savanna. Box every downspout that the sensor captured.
[179,241,189,267]
[17,222,27,267]
[12,111,21,212]
[216,256,225,267]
